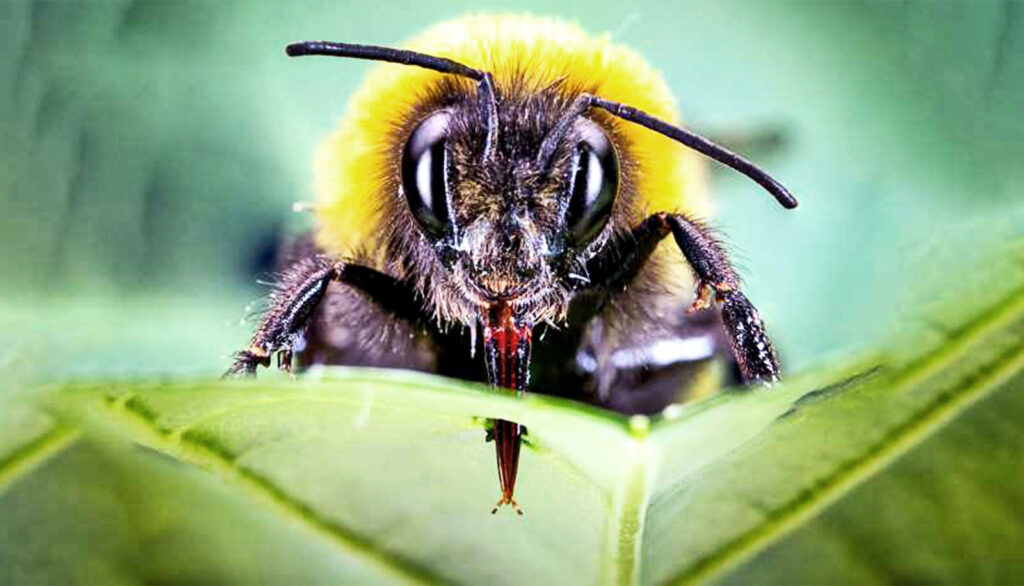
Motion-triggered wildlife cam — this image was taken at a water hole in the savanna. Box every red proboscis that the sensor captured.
[483,302,532,515]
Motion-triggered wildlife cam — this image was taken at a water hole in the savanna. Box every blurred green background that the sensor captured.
[1,0,1022,384]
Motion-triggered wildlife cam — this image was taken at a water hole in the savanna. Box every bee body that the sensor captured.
[229,14,797,511]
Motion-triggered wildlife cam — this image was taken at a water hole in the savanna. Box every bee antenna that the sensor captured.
[538,94,798,210]
[286,41,500,160]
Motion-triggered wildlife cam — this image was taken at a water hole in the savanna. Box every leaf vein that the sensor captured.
[0,425,79,497]
[101,395,448,586]
[668,286,1024,585]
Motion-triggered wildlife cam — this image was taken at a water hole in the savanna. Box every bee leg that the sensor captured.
[658,213,780,384]
[582,213,780,384]
[225,257,419,378]
[717,289,780,384]
[655,215,774,385]
[226,349,270,377]
[225,260,341,378]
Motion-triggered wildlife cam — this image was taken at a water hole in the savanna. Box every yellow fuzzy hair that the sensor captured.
[314,13,708,263]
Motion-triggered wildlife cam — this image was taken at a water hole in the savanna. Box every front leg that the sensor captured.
[582,213,781,384]
[226,256,420,377]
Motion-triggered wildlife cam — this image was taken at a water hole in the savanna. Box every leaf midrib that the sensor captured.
[611,437,658,586]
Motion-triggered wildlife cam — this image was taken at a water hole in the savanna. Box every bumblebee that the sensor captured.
[227,15,797,513]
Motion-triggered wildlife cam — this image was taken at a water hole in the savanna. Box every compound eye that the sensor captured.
[401,111,452,239]
[566,120,619,245]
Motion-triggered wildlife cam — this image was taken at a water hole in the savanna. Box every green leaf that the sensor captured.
[2,275,1022,584]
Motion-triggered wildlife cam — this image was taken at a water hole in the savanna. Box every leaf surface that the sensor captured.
[2,279,1021,585]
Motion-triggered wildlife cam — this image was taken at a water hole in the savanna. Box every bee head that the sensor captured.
[400,91,619,315]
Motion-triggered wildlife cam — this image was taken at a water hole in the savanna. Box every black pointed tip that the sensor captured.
[771,185,799,210]
[285,42,311,57]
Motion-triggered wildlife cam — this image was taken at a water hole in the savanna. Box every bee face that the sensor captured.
[400,90,620,316]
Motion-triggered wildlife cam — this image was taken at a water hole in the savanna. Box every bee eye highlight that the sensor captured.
[566,123,619,246]
[402,111,452,239]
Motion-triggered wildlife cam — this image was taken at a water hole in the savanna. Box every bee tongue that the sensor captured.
[482,302,532,514]
[483,303,532,391]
